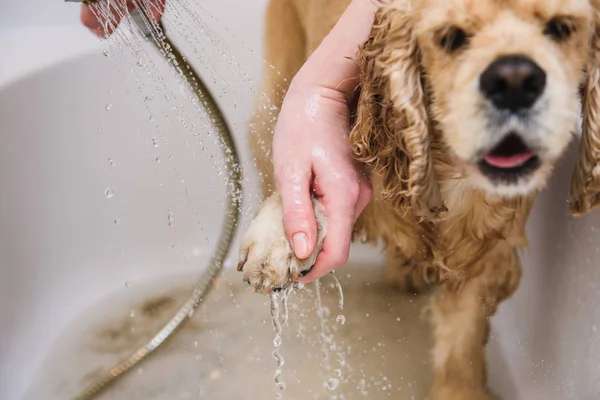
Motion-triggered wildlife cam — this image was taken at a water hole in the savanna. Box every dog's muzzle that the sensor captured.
[479,55,547,113]
[475,55,547,184]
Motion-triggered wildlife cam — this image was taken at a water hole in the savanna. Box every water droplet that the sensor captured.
[103,50,110,57]
[105,103,113,111]
[152,137,159,147]
[149,114,155,122]
[144,95,153,102]
[113,219,120,225]
[125,281,132,288]
[137,59,144,67]
[108,157,116,166]
[168,210,175,226]
[273,335,282,348]
[325,378,339,391]
[336,315,346,325]
[104,188,115,198]
[155,157,161,163]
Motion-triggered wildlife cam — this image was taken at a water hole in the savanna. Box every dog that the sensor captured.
[238,0,600,398]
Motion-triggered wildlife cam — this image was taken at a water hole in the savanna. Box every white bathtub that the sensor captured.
[1,1,600,399]
[0,1,267,398]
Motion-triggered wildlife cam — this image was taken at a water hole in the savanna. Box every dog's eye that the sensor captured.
[439,27,469,52]
[544,17,576,41]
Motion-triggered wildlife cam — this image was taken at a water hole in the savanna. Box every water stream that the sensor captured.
[85,2,353,398]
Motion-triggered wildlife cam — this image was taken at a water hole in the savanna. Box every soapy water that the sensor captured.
[87,1,356,397]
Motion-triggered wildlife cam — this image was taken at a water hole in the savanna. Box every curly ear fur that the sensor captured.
[570,5,600,216]
[349,3,444,219]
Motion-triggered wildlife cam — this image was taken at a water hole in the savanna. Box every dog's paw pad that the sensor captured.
[237,194,326,295]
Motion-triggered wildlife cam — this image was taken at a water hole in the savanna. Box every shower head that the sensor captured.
[64,0,96,4]
[64,0,154,39]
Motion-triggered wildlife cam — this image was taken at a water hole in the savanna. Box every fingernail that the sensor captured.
[292,233,310,259]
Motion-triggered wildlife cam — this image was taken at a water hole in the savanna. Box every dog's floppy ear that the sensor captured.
[349,4,444,219]
[569,7,600,216]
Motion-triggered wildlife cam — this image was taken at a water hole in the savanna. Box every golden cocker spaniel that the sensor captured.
[239,0,600,398]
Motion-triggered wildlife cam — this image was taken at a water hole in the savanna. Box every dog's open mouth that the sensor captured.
[479,133,540,183]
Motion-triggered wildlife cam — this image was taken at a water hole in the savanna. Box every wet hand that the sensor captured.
[80,0,165,37]
[273,80,372,284]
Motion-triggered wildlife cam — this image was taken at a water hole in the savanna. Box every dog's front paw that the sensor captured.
[237,193,327,294]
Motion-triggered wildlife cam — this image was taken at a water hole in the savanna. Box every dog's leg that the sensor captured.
[353,197,439,293]
[428,244,521,400]
[237,192,327,294]
[249,0,307,197]
[384,246,439,294]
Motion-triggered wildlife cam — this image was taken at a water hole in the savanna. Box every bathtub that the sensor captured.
[1,1,600,399]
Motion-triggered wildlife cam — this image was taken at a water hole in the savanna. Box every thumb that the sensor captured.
[276,166,317,260]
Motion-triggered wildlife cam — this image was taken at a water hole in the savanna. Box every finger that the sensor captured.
[81,1,135,37]
[298,182,358,283]
[80,4,105,36]
[145,0,166,22]
[354,173,373,220]
[81,0,166,37]
[275,163,317,260]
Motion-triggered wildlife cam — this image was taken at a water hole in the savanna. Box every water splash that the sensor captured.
[83,2,313,396]
[312,277,353,397]
[270,290,287,399]
[325,378,339,391]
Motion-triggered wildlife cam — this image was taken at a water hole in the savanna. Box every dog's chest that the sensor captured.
[408,182,529,271]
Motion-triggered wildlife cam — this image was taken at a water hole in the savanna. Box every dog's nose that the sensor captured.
[479,55,546,112]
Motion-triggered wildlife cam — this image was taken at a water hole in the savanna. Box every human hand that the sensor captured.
[272,79,372,284]
[80,0,165,37]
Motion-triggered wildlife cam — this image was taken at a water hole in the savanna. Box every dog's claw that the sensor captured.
[300,267,312,277]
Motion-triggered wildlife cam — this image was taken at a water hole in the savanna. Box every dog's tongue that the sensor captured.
[484,152,534,168]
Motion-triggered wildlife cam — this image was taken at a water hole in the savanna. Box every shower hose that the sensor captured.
[64,2,243,399]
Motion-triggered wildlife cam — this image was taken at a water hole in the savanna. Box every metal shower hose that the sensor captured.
[64,2,243,399]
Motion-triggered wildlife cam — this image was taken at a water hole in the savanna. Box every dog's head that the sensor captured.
[351,0,600,217]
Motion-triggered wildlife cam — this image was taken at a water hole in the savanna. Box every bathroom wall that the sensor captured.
[489,142,600,400]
